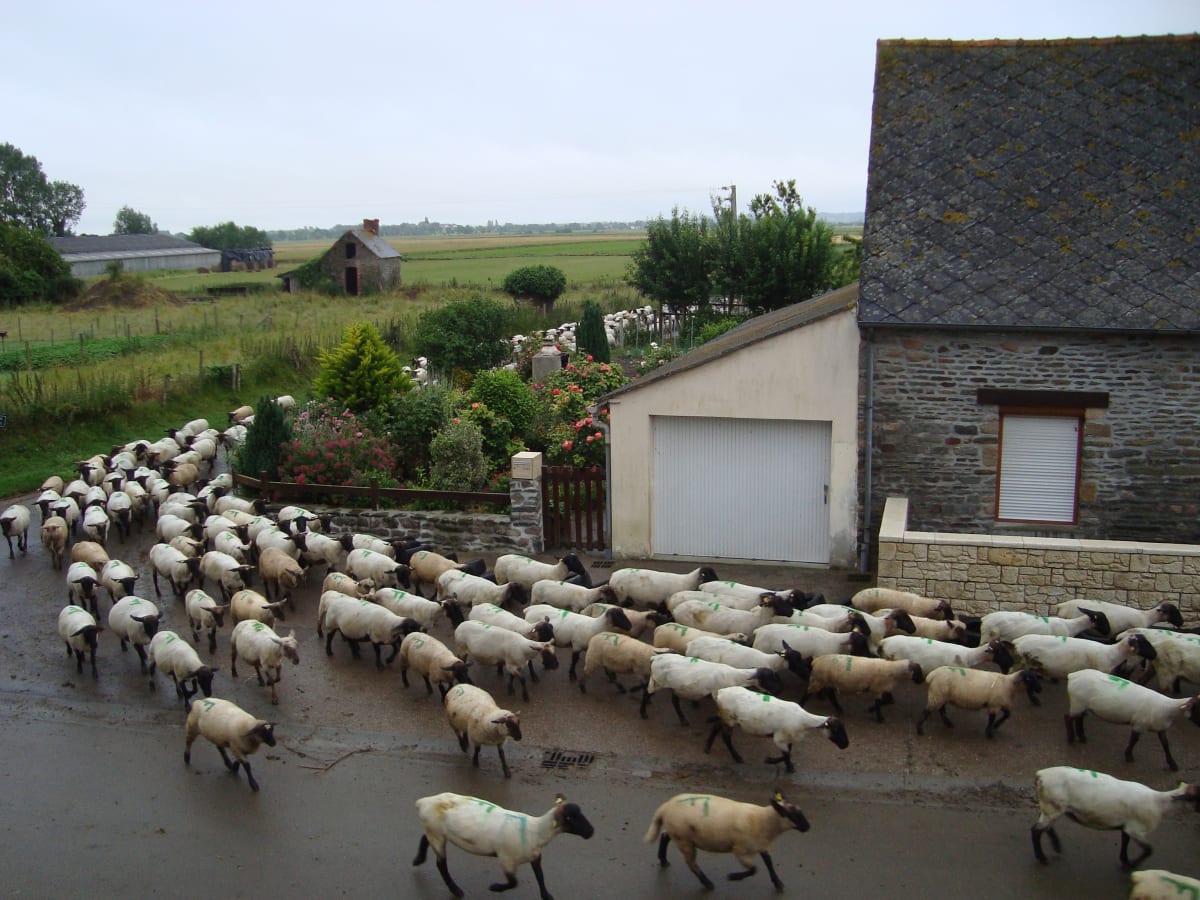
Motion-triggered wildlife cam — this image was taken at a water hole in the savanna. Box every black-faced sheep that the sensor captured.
[917,665,1043,738]
[184,697,276,792]
[707,685,849,773]
[442,683,522,778]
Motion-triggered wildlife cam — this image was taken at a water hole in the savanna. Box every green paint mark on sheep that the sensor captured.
[843,657,853,671]
[1038,616,1050,623]
[675,795,711,816]
[1158,876,1200,899]
[1074,768,1099,777]
[601,633,621,645]
[558,610,570,620]
[163,633,178,644]
[949,666,968,676]
[707,602,721,611]
[252,621,266,632]
[201,699,215,711]
[760,693,772,702]
[65,605,83,614]
[1106,675,1132,690]
[504,812,529,846]
[469,798,497,814]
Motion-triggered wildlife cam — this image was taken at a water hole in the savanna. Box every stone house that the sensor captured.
[857,34,1200,569]
[278,218,401,294]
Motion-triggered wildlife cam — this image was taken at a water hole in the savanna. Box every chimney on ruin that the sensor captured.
[362,218,380,236]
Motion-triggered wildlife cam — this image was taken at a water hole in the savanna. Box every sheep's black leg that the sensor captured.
[938,704,954,728]
[569,651,581,681]
[527,658,540,683]
[1124,730,1141,763]
[1120,830,1153,868]
[324,632,336,657]
[347,638,362,660]
[372,642,385,670]
[985,709,1010,738]
[217,746,238,772]
[657,833,671,866]
[471,744,481,768]
[242,760,260,792]
[1155,731,1178,772]
[679,846,714,889]
[670,693,689,726]
[208,629,217,655]
[454,728,469,753]
[703,721,723,754]
[727,862,758,881]
[412,834,429,866]
[765,745,796,774]
[434,851,464,898]
[1064,713,1077,744]
[760,851,784,889]
[916,708,931,735]
[530,857,553,900]
[497,745,512,779]
[822,688,843,714]
[489,867,520,894]
[89,647,98,679]
[386,642,400,665]
[639,688,652,720]
[712,724,743,763]
[1031,825,1048,863]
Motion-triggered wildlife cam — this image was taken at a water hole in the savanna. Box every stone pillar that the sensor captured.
[509,452,544,555]
[531,333,565,382]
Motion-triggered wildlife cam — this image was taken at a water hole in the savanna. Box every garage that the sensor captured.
[651,415,831,562]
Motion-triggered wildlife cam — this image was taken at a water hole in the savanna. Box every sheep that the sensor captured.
[147,630,218,706]
[437,568,527,612]
[671,594,796,635]
[104,491,133,542]
[530,579,618,612]
[1013,632,1159,680]
[40,515,69,570]
[100,558,139,604]
[850,586,955,621]
[275,504,325,534]
[1129,869,1200,900]
[254,525,302,563]
[211,494,269,517]
[230,589,288,629]
[107,595,160,671]
[209,529,252,563]
[40,474,65,495]
[523,603,632,679]
[66,560,103,615]
[399,632,472,696]
[230,620,299,704]
[322,570,373,598]
[666,588,760,614]
[338,532,401,559]
[35,488,62,522]
[155,512,202,545]
[1066,669,1200,772]
[185,588,228,654]
[685,635,812,680]
[370,586,457,629]
[441,683,524,779]
[980,608,1111,644]
[81,504,109,546]
[805,654,925,722]
[184,697,276,792]
[608,565,718,610]
[644,790,810,890]
[1142,632,1200,694]
[1056,598,1184,633]
[917,665,1043,738]
[318,592,421,668]
[58,604,100,677]
[165,460,201,491]
[752,623,873,659]
[345,546,412,591]
[470,603,555,643]
[579,602,667,639]
[413,792,593,899]
[653,622,749,655]
[144,542,197,600]
[228,404,254,423]
[1030,765,1200,867]
[579,631,670,703]
[707,685,849,773]
[168,534,204,558]
[50,495,81,536]
[70,540,109,572]
[903,614,969,643]
[198,550,255,603]
[645,654,784,725]
[257,546,306,606]
[1,504,31,558]
[494,552,592,594]
[700,579,806,609]
[290,530,346,571]
[880,635,1016,674]
[203,514,245,546]
[400,549,466,597]
[454,620,558,701]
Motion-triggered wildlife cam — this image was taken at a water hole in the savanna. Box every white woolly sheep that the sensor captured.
[850,586,955,621]
[578,631,669,704]
[1129,869,1200,900]
[345,546,412,591]
[210,529,252,563]
[665,589,756,614]
[707,685,849,773]
[644,790,810,890]
[49,495,81,536]
[980,608,1111,644]
[493,552,591,594]
[41,515,69,571]
[470,603,556,644]
[880,635,1016,674]
[322,570,373,598]
[290,530,346,571]
[168,535,204,558]
[413,791,593,898]
[149,542,201,599]
[653,622,749,655]
[579,602,666,639]
[1066,669,1200,772]
[66,560,103,615]
[438,568,527,612]
[529,579,618,612]
[608,565,718,610]
[372,586,458,630]
[524,603,632,680]
[230,619,299,704]
[107,595,161,671]
[104,491,133,542]
[1013,632,1158,680]
[645,654,783,725]
[70,540,109,573]
[198,550,255,603]
[671,594,795,635]
[1056,598,1184,633]
[257,546,306,607]
[274,504,324,534]
[685,635,812,681]
[254,525,302,563]
[185,588,228,654]
[699,579,804,610]
[211,494,268,517]
[1,504,31,558]
[1143,632,1200,694]
[184,696,276,791]
[917,665,1043,738]
[100,558,139,604]
[338,532,399,558]
[403,548,464,597]
[147,630,217,706]
[905,614,969,643]
[751,623,873,659]
[81,504,109,546]
[454,620,557,701]
[442,683,524,778]
[806,654,925,722]
[228,404,253,423]
[1031,765,1200,867]
[230,589,288,628]
[399,632,472,696]
[58,604,100,677]
[318,592,421,668]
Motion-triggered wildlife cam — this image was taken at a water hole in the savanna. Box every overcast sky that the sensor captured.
[4,1,1195,235]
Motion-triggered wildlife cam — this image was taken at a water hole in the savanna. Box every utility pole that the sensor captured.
[720,184,737,220]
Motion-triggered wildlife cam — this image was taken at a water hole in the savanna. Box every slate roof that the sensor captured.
[49,234,215,257]
[347,229,401,259]
[859,35,1200,333]
[603,283,858,401]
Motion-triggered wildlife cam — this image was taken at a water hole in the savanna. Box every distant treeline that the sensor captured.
[266,221,649,241]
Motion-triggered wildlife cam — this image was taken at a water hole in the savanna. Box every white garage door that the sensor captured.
[651,416,831,563]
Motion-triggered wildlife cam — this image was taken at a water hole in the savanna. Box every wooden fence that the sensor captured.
[542,465,607,551]
[232,472,508,510]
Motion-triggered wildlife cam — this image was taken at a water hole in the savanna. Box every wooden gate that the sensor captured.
[542,466,607,551]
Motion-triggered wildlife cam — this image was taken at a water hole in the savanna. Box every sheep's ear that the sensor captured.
[773,790,784,803]
[554,793,566,805]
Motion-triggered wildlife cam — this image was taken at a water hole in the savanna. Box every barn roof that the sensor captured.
[49,233,215,259]
[859,34,1200,333]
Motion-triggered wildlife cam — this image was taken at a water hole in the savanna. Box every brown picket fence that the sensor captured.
[542,465,607,551]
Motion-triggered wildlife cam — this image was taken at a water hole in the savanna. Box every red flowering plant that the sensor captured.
[277,399,401,493]
[528,354,625,469]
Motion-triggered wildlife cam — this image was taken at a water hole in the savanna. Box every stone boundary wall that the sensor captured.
[876,496,1200,618]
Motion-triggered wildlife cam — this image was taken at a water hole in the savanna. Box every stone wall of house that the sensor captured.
[876,496,1200,618]
[318,235,402,293]
[860,328,1200,549]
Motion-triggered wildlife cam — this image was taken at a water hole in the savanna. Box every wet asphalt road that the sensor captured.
[2,482,1199,898]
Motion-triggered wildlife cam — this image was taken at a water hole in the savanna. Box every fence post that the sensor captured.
[508,452,544,556]
[370,478,379,510]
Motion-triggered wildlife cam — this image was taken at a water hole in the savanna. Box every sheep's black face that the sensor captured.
[909,663,925,684]
[257,723,277,748]
[540,647,559,670]
[530,620,555,643]
[1161,603,1184,629]
[770,798,810,833]
[891,610,917,634]
[756,668,784,696]
[1130,635,1157,661]
[824,717,850,750]
[556,803,595,839]
[607,608,633,632]
[698,566,718,584]
[196,668,216,698]
[395,565,412,589]
[989,641,1015,675]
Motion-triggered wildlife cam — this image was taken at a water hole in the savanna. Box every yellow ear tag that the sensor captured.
[773,791,783,802]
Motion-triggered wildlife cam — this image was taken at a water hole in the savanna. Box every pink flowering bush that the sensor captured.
[277,399,400,490]
[529,355,625,468]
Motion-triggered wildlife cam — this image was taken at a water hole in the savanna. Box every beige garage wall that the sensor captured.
[608,308,860,567]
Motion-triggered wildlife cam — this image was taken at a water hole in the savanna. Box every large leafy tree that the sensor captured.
[0,219,78,305]
[113,205,157,235]
[413,296,512,374]
[187,221,271,250]
[627,207,712,318]
[313,321,410,413]
[0,143,85,236]
[501,264,566,313]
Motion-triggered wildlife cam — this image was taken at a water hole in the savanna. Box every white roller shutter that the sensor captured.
[997,414,1080,522]
[651,416,830,563]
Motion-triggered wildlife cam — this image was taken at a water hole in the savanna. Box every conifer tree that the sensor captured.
[312,321,409,412]
[576,299,610,362]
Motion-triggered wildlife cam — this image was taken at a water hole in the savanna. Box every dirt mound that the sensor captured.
[65,276,184,311]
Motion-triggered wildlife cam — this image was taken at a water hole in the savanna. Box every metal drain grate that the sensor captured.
[541,750,595,769]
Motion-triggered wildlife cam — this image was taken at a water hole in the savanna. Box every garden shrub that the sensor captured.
[527,355,626,468]
[575,299,610,362]
[428,419,488,491]
[277,399,399,487]
[365,383,451,477]
[312,321,409,413]
[469,368,535,436]
[413,296,512,373]
[234,394,293,478]
[501,264,567,310]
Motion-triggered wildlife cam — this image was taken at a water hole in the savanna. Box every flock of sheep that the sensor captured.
[3,403,1199,898]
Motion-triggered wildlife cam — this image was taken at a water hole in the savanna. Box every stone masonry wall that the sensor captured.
[876,496,1200,618]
